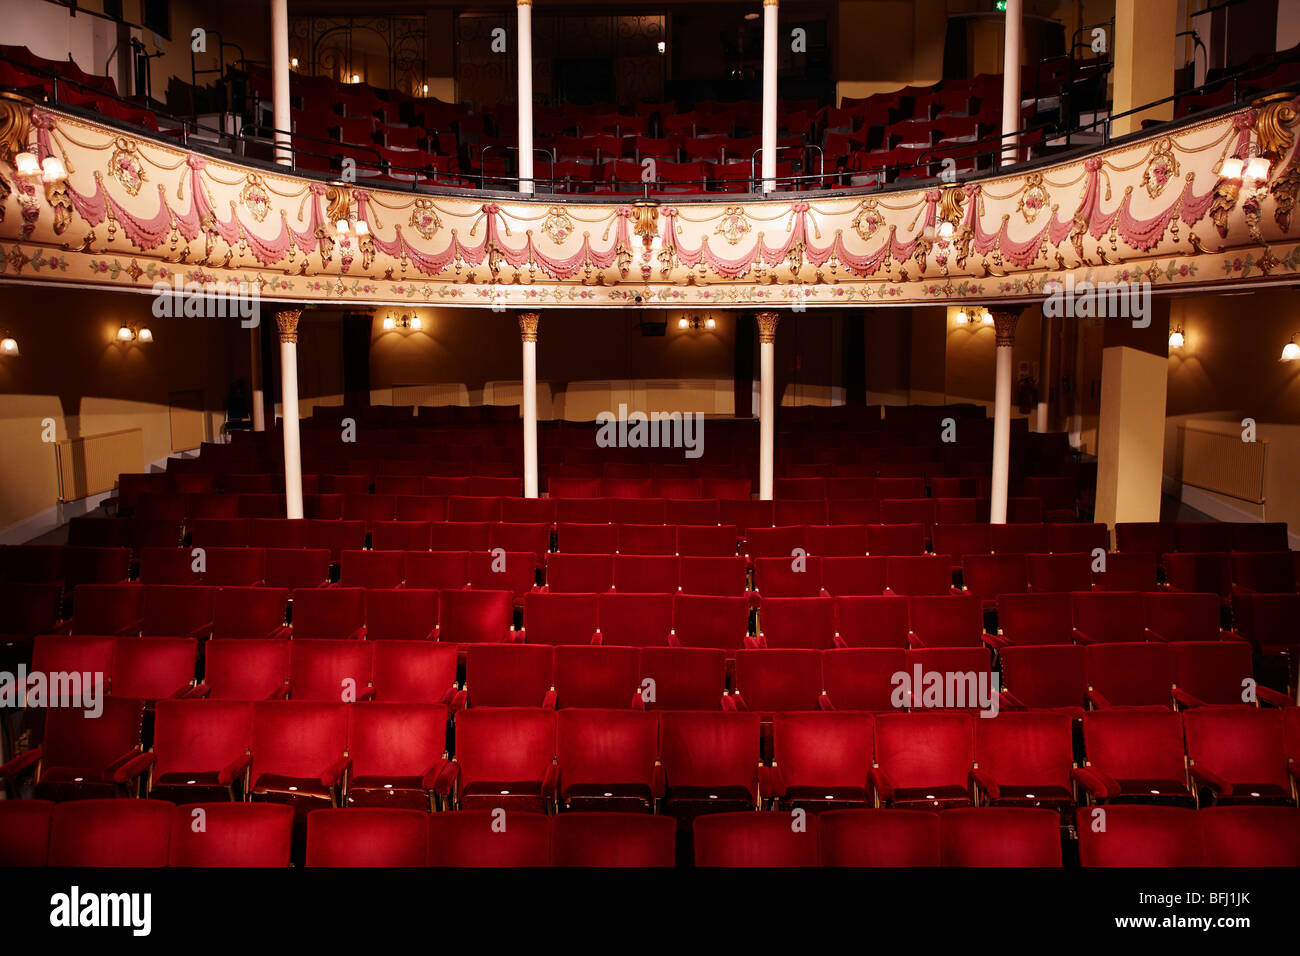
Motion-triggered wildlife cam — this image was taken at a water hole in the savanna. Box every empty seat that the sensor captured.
[372,641,459,705]
[550,812,676,866]
[1232,592,1300,654]
[768,711,875,809]
[545,553,613,593]
[291,588,366,640]
[678,555,749,596]
[694,811,820,866]
[962,555,1029,607]
[821,647,906,711]
[1077,806,1202,866]
[1085,642,1174,709]
[248,701,350,808]
[757,596,836,650]
[111,636,198,703]
[370,520,431,552]
[200,640,291,701]
[68,584,142,635]
[613,554,678,593]
[1183,707,1291,804]
[1163,552,1230,597]
[1228,522,1289,553]
[202,548,267,587]
[972,711,1074,809]
[676,524,738,557]
[997,645,1088,716]
[553,645,641,708]
[404,551,470,590]
[1076,710,1192,803]
[339,550,405,588]
[306,808,429,866]
[168,802,293,867]
[939,808,1063,866]
[1047,523,1108,554]
[907,594,985,648]
[1070,591,1147,644]
[1143,592,1229,643]
[732,648,826,713]
[1027,552,1093,593]
[1170,641,1276,708]
[0,800,53,866]
[442,708,557,813]
[558,523,618,554]
[1114,522,1177,555]
[436,588,514,644]
[426,810,551,866]
[659,711,762,816]
[989,523,1048,555]
[818,809,940,866]
[468,550,538,603]
[820,556,887,596]
[1201,806,1300,866]
[521,592,599,645]
[555,709,659,810]
[345,703,450,810]
[290,640,373,702]
[867,523,927,556]
[871,713,975,808]
[264,548,331,589]
[1175,522,1232,553]
[597,592,674,647]
[47,799,173,867]
[992,592,1074,647]
[834,595,909,648]
[617,523,677,555]
[429,521,492,552]
[463,643,554,708]
[932,524,989,568]
[670,593,748,652]
[148,699,253,802]
[1230,552,1296,594]
[886,556,954,597]
[365,588,438,641]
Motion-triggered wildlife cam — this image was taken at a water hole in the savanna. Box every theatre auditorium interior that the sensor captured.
[2,0,1300,886]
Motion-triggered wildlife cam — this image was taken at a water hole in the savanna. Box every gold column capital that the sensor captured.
[517,0,532,5]
[276,309,302,343]
[756,311,780,344]
[990,309,1021,347]
[518,312,540,342]
[764,0,779,6]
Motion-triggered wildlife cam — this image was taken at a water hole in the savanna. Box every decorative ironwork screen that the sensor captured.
[288,15,426,95]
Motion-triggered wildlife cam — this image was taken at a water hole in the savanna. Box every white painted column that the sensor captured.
[517,0,535,194]
[990,309,1020,523]
[757,312,780,499]
[761,0,779,191]
[276,310,304,519]
[250,329,266,432]
[271,0,292,165]
[519,313,540,498]
[1036,312,1052,433]
[1000,0,1023,167]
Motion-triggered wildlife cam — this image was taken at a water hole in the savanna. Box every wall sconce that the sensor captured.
[116,323,153,344]
[0,332,19,356]
[678,315,717,331]
[13,143,68,184]
[1281,334,1300,362]
[350,74,361,84]
[290,57,299,68]
[1221,144,1272,185]
[334,218,368,237]
[1168,326,1185,350]
[382,313,422,332]
[954,307,989,328]
[658,41,666,54]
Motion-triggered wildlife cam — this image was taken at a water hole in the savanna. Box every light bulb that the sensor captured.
[658,41,666,54]
[0,336,18,356]
[351,74,360,84]
[955,309,968,325]
[335,219,349,235]
[982,313,994,326]
[678,318,689,330]
[705,317,716,330]
[137,327,153,343]
[1220,157,1244,179]
[422,84,429,95]
[1282,340,1300,362]
[291,58,299,68]
[354,220,369,236]
[409,316,422,331]
[1168,330,1184,350]
[1246,156,1271,182]
[382,316,395,331]
[15,152,39,177]
[40,156,66,183]
[938,220,955,239]
[117,325,135,342]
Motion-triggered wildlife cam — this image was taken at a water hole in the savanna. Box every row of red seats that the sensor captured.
[8,800,1297,866]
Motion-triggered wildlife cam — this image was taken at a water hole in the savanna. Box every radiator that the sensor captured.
[55,428,145,502]
[1178,424,1268,504]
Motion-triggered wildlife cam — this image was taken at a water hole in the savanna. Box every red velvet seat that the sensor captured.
[671,593,748,652]
[667,500,721,526]
[404,550,469,590]
[908,594,985,648]
[344,703,450,810]
[820,556,887,596]
[463,643,554,708]
[616,523,676,555]
[637,646,726,710]
[613,554,678,593]
[659,711,761,816]
[468,550,538,603]
[303,519,366,562]
[1232,592,1300,654]
[834,595,909,648]
[939,807,1063,866]
[47,799,173,867]
[828,499,881,524]
[447,495,502,522]
[1144,592,1230,642]
[745,525,809,561]
[676,524,738,556]
[30,634,115,694]
[557,522,618,553]
[694,811,820,866]
[962,554,1029,608]
[148,699,253,802]
[732,648,827,713]
[306,808,429,866]
[0,799,53,865]
[429,521,492,552]
[553,645,641,708]
[989,523,1048,555]
[169,802,293,866]
[202,547,267,587]
[1230,551,1297,594]
[1182,707,1293,804]
[68,583,142,635]
[932,524,990,569]
[521,592,599,645]
[867,523,927,556]
[441,708,557,813]
[885,555,954,597]
[338,550,404,588]
[426,810,551,866]
[365,588,438,641]
[1170,640,1266,709]
[1085,642,1174,709]
[757,596,836,650]
[490,522,553,565]
[289,640,373,702]
[1069,591,1147,644]
[291,587,366,640]
[111,636,198,703]
[767,711,875,810]
[1175,522,1232,553]
[1114,522,1176,555]
[370,520,431,551]
[436,588,514,644]
[596,592,675,647]
[1077,805,1202,865]
[997,644,1088,717]
[1076,710,1191,803]
[138,546,203,585]
[754,555,822,598]
[371,641,458,706]
[678,555,749,596]
[1201,806,1300,866]
[550,812,676,866]
[903,647,994,712]
[248,701,350,808]
[991,592,1073,647]
[394,497,446,523]
[806,524,868,557]
[140,584,214,638]
[774,500,828,526]
[973,711,1074,809]
[1047,523,1108,555]
[819,808,940,866]
[871,712,975,809]
[1228,522,1290,553]
[1027,552,1093,593]
[190,518,250,548]
[555,709,660,810]
[821,647,906,711]
[545,553,613,593]
[1164,552,1230,597]
[200,640,291,701]
[264,548,331,589]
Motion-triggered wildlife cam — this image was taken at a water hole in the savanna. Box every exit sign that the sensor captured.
[996,0,1007,10]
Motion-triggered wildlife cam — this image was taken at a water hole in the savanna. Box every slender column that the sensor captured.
[250,328,266,431]
[761,0,779,191]
[757,312,780,500]
[989,309,1021,524]
[271,0,292,165]
[519,313,540,498]
[276,310,304,519]
[1000,0,1023,167]
[517,0,535,194]
[1036,313,1052,433]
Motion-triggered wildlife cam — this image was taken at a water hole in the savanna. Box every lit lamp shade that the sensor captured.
[382,316,396,331]
[1282,340,1300,362]
[705,317,716,330]
[938,220,955,239]
[354,220,369,237]
[137,327,153,343]
[409,315,422,331]
[41,156,67,183]
[335,219,349,235]
[1167,330,1184,350]
[1220,157,1245,179]
[954,310,969,325]
[1245,156,1271,182]
[981,313,994,326]
[0,335,18,356]
[15,152,40,178]
[116,325,135,342]
[678,318,689,330]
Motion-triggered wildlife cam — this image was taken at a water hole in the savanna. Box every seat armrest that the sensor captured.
[187,683,212,699]
[998,689,1029,711]
[759,764,785,801]
[1071,765,1119,799]
[541,761,559,801]
[1257,686,1294,707]
[982,631,1008,650]
[219,753,252,787]
[432,761,460,796]
[421,757,452,791]
[541,686,557,710]
[868,766,895,803]
[1172,687,1205,710]
[971,768,1000,802]
[1189,763,1232,796]
[110,750,156,784]
[1085,687,1113,709]
[818,692,835,711]
[652,762,666,800]
[729,690,749,712]
[0,747,43,781]
[743,634,766,649]
[1072,627,1097,645]
[320,755,352,788]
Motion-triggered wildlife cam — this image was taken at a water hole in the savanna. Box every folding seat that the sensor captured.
[885,556,954,597]
[656,477,703,500]
[371,641,459,706]
[827,477,876,500]
[766,712,875,810]
[426,809,551,866]
[1047,523,1109,555]
[544,553,613,594]
[202,547,267,587]
[879,499,937,536]
[112,636,198,703]
[468,550,538,604]
[337,550,404,588]
[613,554,678,593]
[374,476,423,497]
[436,588,515,645]
[744,525,809,561]
[474,476,524,497]
[1170,641,1276,709]
[1076,710,1191,803]
[199,640,291,700]
[0,799,53,865]
[404,550,469,590]
[703,477,752,501]
[819,556,887,597]
[394,496,446,522]
[984,592,1066,648]
[551,812,676,866]
[429,521,492,553]
[423,477,469,498]
[659,712,761,816]
[212,587,289,640]
[871,713,975,808]
[902,597,983,654]
[0,583,64,646]
[552,645,641,709]
[637,646,727,710]
[1230,551,1297,594]
[807,524,868,557]
[876,477,924,498]
[138,584,214,639]
[521,592,599,645]
[326,476,373,497]
[678,555,749,597]
[1114,522,1177,555]
[557,523,618,555]
[604,477,655,500]
[263,548,331,590]
[668,499,721,526]
[693,811,820,866]
[937,807,1063,866]
[757,596,837,650]
[1175,522,1232,553]
[718,499,774,533]
[867,523,927,556]
[489,523,552,567]
[731,648,826,713]
[596,592,675,647]
[616,523,677,556]
[774,477,825,500]
[972,711,1075,809]
[305,808,429,867]
[555,709,659,810]
[1067,590,1146,645]
[932,524,989,569]
[169,802,293,867]
[190,518,250,548]
[248,701,350,808]
[446,496,502,523]
[774,500,828,526]
[365,588,438,642]
[1077,806,1203,865]
[753,555,822,598]
[148,699,253,802]
[291,587,366,640]
[1229,522,1289,553]
[342,494,396,529]
[1085,642,1175,709]
[289,640,374,702]
[550,476,603,499]
[834,596,909,648]
[66,516,131,550]
[1027,553,1093,593]
[440,708,557,812]
[607,498,667,525]
[669,593,748,653]
[1182,707,1293,806]
[463,643,554,708]
[928,477,977,498]
[903,647,995,712]
[819,809,940,866]
[1163,552,1231,597]
[68,584,143,635]
[1201,806,1300,866]
[988,523,1047,555]
[820,648,906,711]
[962,554,1029,608]
[247,518,307,551]
[46,800,174,867]
[61,547,132,588]
[344,703,450,810]
[29,635,115,695]
[828,499,881,525]
[138,547,202,585]
[1232,592,1300,654]
[0,696,149,801]
[500,497,558,525]
[555,498,611,524]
